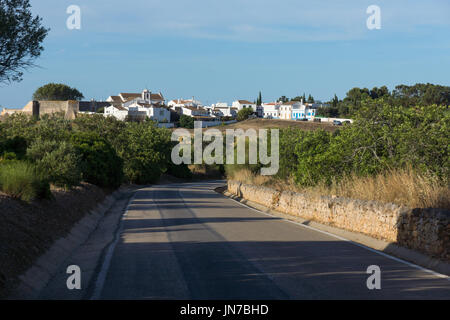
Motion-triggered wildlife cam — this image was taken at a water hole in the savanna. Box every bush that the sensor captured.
[277,128,305,180]
[237,108,254,121]
[27,139,82,188]
[167,162,193,179]
[71,132,123,188]
[72,114,126,150]
[0,136,28,159]
[117,123,172,184]
[179,115,194,129]
[0,161,51,202]
[293,130,337,186]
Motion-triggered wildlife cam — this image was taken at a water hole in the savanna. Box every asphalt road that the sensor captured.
[96,181,450,299]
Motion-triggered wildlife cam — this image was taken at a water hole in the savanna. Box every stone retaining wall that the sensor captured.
[227,180,450,262]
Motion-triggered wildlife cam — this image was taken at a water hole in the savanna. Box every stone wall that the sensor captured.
[0,101,80,119]
[227,180,450,262]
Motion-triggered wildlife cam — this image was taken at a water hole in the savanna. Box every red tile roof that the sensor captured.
[238,100,254,104]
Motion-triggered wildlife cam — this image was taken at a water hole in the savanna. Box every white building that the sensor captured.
[104,105,129,121]
[291,101,318,120]
[262,102,280,119]
[279,101,303,120]
[127,102,171,122]
[106,90,165,107]
[181,106,209,117]
[168,98,203,109]
[104,89,170,122]
[232,100,257,112]
[212,106,237,118]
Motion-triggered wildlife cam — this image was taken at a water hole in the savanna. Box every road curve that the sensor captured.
[96,181,450,299]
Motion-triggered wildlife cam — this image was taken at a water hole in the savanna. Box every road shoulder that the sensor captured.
[217,187,450,278]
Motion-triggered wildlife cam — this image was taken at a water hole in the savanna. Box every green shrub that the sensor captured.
[179,115,194,129]
[0,136,28,159]
[0,152,18,162]
[289,100,450,187]
[237,108,254,121]
[27,140,82,188]
[277,128,306,180]
[71,132,123,188]
[0,161,51,202]
[117,123,171,184]
[167,163,193,179]
[72,114,126,150]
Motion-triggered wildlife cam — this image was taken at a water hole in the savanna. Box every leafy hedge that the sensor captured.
[27,139,82,188]
[281,100,449,187]
[0,113,179,197]
[225,99,449,189]
[71,132,123,189]
[117,122,171,184]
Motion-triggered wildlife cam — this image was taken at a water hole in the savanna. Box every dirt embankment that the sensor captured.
[180,118,338,134]
[217,118,337,132]
[0,183,106,298]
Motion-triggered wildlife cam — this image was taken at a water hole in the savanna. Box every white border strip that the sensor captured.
[226,194,450,281]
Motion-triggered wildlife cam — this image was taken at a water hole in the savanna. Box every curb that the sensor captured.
[9,186,136,299]
[222,190,450,277]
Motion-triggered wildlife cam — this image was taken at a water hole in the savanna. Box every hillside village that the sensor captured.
[0,89,349,127]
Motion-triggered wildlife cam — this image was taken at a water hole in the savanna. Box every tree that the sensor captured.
[71,132,123,188]
[0,0,49,83]
[291,96,303,102]
[179,115,194,129]
[331,94,339,108]
[237,108,254,121]
[117,122,172,184]
[392,83,450,107]
[257,91,262,106]
[307,94,315,103]
[278,96,288,103]
[33,83,84,101]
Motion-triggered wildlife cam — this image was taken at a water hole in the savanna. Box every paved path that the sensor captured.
[97,181,450,299]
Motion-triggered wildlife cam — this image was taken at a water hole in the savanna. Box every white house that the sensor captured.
[279,101,304,120]
[104,105,129,121]
[262,102,280,119]
[291,101,318,120]
[181,106,209,117]
[212,106,237,118]
[106,90,165,107]
[232,100,257,112]
[168,98,203,109]
[104,89,170,122]
[127,102,171,122]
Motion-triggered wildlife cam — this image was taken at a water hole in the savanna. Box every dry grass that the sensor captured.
[228,167,450,209]
[188,164,223,179]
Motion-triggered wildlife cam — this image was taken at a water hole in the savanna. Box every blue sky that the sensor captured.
[1,0,449,109]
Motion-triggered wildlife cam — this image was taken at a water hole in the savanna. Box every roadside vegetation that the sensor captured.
[237,108,254,121]
[0,113,190,201]
[226,98,449,209]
